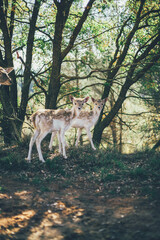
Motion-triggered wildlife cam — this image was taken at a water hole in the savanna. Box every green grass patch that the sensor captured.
[0,153,28,171]
[45,157,66,176]
[0,186,6,193]
[129,167,148,179]
[149,155,160,170]
[0,146,159,200]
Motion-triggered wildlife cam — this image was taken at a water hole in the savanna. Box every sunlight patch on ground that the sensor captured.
[14,190,32,200]
[114,206,134,218]
[28,211,64,240]
[107,197,136,219]
[0,210,35,235]
[27,202,85,239]
[0,193,10,199]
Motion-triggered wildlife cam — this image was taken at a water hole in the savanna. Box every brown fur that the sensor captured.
[78,110,94,118]
[31,109,77,130]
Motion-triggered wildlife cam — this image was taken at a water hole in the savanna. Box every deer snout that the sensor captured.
[78,107,81,110]
[98,106,101,109]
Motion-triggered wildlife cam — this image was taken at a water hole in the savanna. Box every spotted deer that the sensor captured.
[49,97,107,151]
[0,67,13,85]
[26,96,89,162]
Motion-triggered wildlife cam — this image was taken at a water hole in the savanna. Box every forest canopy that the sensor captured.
[0,0,160,152]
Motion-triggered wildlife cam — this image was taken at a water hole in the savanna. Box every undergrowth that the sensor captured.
[0,146,159,198]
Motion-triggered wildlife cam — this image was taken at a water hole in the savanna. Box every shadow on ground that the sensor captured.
[0,145,160,239]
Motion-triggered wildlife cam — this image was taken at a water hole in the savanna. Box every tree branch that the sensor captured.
[16,52,47,97]
[61,0,96,59]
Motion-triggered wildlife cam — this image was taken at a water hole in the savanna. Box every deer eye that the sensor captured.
[82,103,84,105]
[75,103,77,105]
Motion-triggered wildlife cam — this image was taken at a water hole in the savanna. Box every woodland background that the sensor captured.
[0,0,160,153]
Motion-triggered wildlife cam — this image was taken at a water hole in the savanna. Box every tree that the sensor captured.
[45,0,96,109]
[0,0,96,144]
[0,0,42,143]
[92,0,160,145]
[0,0,159,150]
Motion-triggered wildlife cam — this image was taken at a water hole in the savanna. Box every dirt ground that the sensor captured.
[0,146,160,240]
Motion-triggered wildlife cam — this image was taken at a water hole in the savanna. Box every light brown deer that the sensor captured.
[49,97,107,151]
[26,96,89,162]
[0,67,13,85]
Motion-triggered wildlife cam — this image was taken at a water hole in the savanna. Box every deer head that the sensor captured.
[69,95,89,116]
[91,97,107,113]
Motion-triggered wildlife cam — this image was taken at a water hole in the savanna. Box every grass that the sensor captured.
[0,153,28,171]
[0,145,159,197]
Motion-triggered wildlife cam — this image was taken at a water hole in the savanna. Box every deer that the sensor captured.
[0,67,13,85]
[26,96,89,162]
[49,97,107,151]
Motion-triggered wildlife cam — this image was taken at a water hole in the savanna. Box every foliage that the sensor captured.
[0,0,160,151]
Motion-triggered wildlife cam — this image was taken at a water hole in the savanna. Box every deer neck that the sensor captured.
[92,107,101,122]
[70,106,79,119]
[93,107,101,116]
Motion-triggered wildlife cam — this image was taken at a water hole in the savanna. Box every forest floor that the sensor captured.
[0,144,160,240]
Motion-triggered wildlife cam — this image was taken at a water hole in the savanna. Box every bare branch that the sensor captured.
[57,82,105,103]
[16,52,47,97]
[61,0,96,59]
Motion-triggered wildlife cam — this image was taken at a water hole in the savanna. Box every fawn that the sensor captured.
[49,97,107,151]
[26,96,89,162]
[0,67,13,85]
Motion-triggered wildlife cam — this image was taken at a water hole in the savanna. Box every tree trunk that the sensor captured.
[93,80,132,146]
[18,0,41,131]
[0,86,21,143]
[45,1,72,109]
[0,0,41,143]
[0,0,18,143]
[46,0,95,109]
[152,140,160,150]
[119,107,123,153]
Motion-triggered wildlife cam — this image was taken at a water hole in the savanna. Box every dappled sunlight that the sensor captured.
[114,206,134,219]
[14,190,32,200]
[28,212,64,240]
[106,197,137,219]
[27,203,85,239]
[0,147,160,239]
[0,193,10,199]
[0,188,36,237]
[53,200,84,217]
[0,210,36,235]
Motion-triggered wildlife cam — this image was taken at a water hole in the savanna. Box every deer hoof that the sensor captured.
[40,159,45,163]
[25,157,31,163]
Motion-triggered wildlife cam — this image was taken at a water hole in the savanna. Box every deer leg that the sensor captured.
[57,131,62,153]
[49,131,57,151]
[59,129,67,159]
[75,128,82,147]
[36,130,49,162]
[26,129,39,162]
[64,137,68,148]
[85,127,96,150]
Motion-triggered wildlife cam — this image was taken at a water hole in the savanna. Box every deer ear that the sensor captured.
[5,67,14,74]
[91,97,95,102]
[69,95,74,102]
[84,96,89,103]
